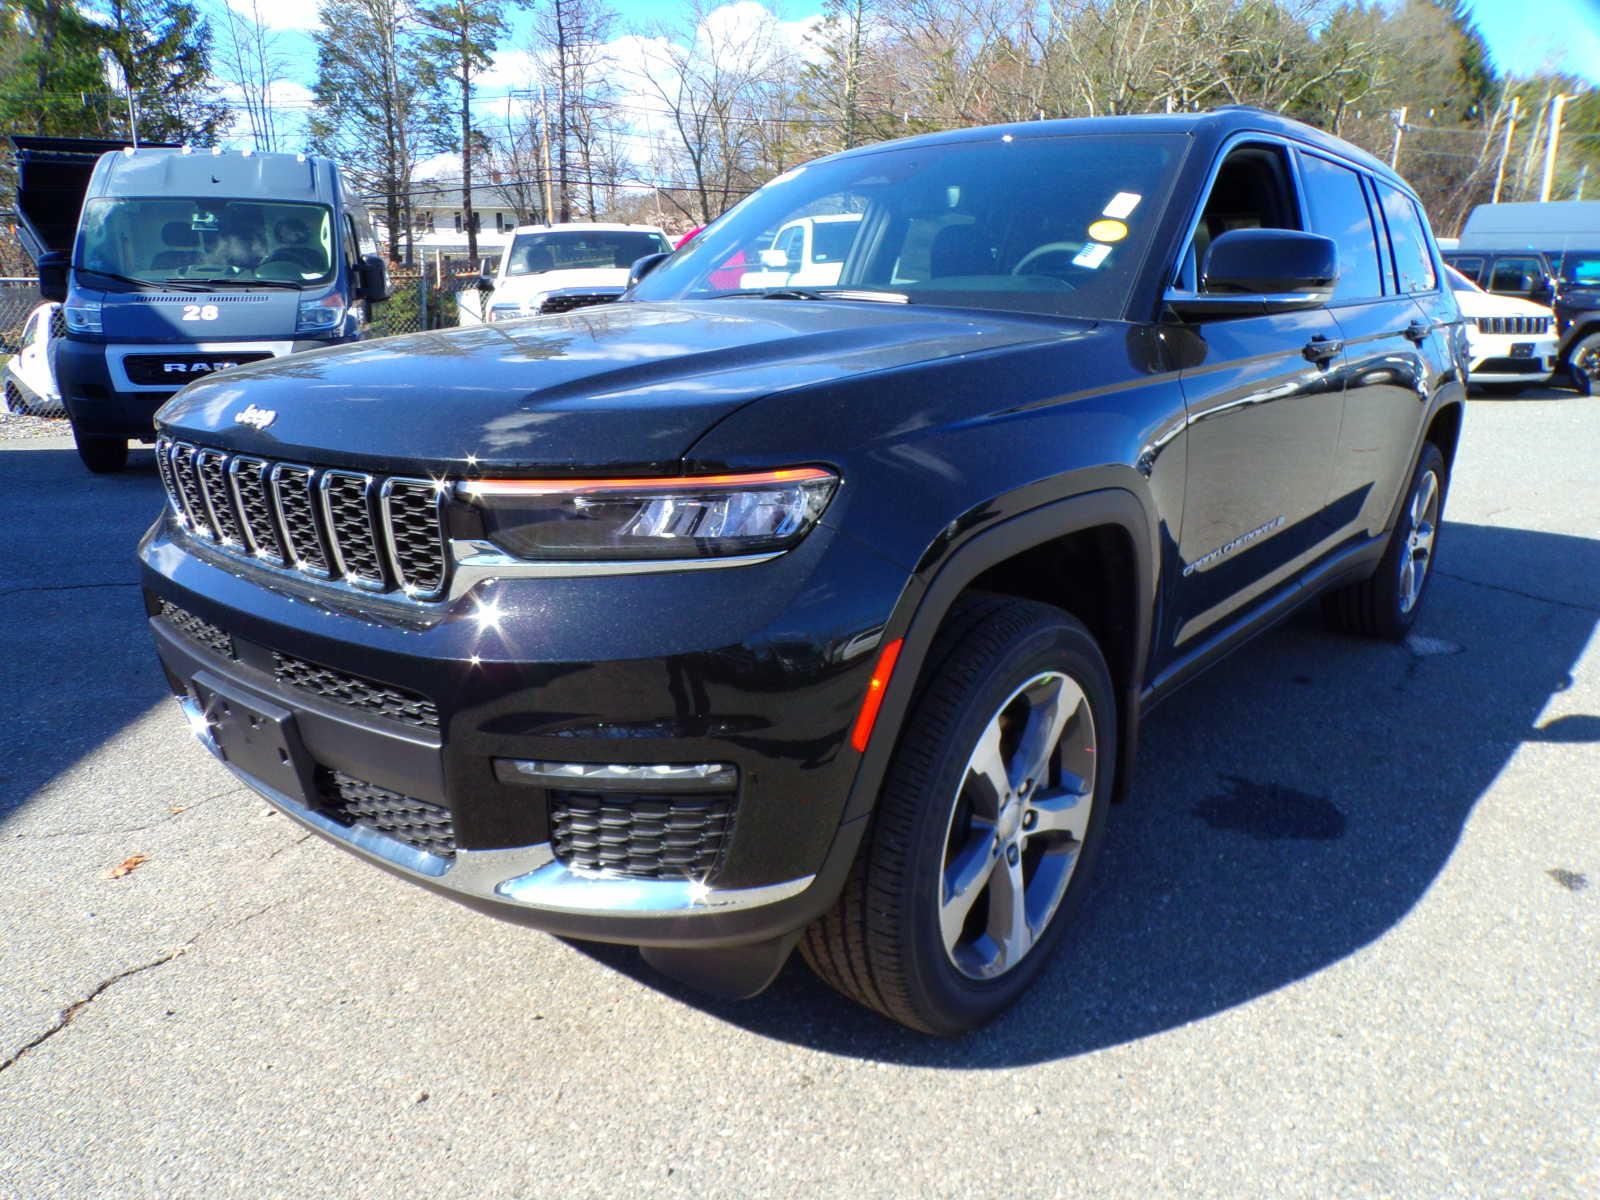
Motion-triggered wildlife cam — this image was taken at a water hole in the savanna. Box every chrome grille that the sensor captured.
[320,472,385,587]
[154,437,451,601]
[195,450,243,546]
[1476,315,1549,335]
[382,481,448,598]
[539,292,621,314]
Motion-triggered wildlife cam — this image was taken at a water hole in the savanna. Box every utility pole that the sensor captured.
[1492,94,1519,204]
[1576,164,1589,202]
[1389,106,1407,170]
[1539,93,1571,203]
[538,87,555,223]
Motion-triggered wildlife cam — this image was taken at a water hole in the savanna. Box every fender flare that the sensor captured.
[841,487,1158,822]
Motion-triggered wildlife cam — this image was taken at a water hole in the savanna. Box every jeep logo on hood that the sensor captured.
[234,403,277,430]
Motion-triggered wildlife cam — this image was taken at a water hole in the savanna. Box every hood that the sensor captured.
[156,299,1073,473]
[492,267,629,303]
[90,287,305,340]
[1449,287,1554,320]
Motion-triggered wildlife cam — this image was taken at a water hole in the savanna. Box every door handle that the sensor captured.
[1404,321,1431,344]
[1302,335,1342,365]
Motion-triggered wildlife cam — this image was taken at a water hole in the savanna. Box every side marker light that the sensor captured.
[850,638,904,754]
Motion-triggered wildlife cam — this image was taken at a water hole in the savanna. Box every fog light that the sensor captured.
[494,759,737,792]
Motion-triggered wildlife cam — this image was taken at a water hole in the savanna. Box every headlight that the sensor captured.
[62,295,102,333]
[488,303,525,322]
[296,292,346,331]
[461,468,838,561]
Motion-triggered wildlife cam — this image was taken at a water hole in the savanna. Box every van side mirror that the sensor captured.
[627,252,670,289]
[38,250,68,303]
[1166,228,1338,317]
[358,253,390,303]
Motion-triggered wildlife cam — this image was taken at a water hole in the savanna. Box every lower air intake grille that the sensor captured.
[315,769,455,859]
[274,652,439,730]
[157,599,234,659]
[549,790,736,880]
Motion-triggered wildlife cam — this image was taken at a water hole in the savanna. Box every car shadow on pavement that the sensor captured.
[0,445,170,824]
[578,519,1599,1066]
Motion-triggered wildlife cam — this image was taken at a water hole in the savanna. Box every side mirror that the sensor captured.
[475,270,495,295]
[627,252,670,288]
[1167,228,1338,318]
[38,250,68,303]
[758,248,789,270]
[358,253,390,303]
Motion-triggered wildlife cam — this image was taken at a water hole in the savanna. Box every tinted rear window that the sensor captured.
[1375,184,1436,293]
[1300,154,1385,301]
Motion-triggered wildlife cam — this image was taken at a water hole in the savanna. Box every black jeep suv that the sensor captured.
[142,109,1464,1034]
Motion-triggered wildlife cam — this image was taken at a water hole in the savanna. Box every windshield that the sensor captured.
[631,132,1184,320]
[1557,251,1600,285]
[76,197,336,287]
[506,229,671,276]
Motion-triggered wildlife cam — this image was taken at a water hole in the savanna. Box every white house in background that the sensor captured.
[373,175,529,264]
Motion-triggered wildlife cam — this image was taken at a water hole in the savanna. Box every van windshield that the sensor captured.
[76,198,336,287]
[631,132,1184,320]
[506,229,671,276]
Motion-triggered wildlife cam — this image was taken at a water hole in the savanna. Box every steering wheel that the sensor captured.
[261,248,324,272]
[1011,242,1091,283]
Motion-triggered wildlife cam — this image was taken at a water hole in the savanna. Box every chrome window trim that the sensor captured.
[227,455,288,567]
[270,462,333,579]
[318,469,388,591]
[379,476,450,600]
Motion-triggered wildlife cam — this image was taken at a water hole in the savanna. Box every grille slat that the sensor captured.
[550,791,736,880]
[1476,315,1550,335]
[196,449,244,546]
[315,769,455,859]
[540,293,621,314]
[158,443,451,599]
[274,651,439,730]
[383,481,448,598]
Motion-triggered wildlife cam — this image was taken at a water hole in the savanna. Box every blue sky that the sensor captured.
[1463,0,1600,84]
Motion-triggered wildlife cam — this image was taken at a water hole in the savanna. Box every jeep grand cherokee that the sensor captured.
[142,108,1464,1034]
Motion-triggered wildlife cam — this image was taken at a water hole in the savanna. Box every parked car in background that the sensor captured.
[1443,265,1558,392]
[143,108,1464,1034]
[736,213,863,288]
[474,223,671,323]
[12,136,390,473]
[2,301,63,415]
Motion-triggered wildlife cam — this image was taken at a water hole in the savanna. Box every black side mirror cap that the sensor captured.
[358,253,390,303]
[38,250,68,303]
[476,272,495,294]
[628,252,670,289]
[1167,228,1338,318]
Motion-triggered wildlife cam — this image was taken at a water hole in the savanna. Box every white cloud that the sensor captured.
[224,0,322,33]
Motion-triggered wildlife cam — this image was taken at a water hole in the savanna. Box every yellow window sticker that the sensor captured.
[1087,219,1128,243]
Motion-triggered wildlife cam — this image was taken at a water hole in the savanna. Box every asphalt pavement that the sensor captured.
[1,391,1596,1198]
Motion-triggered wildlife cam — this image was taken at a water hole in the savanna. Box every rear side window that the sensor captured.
[1488,256,1543,294]
[1375,184,1436,293]
[1300,154,1384,301]
[1446,255,1484,279]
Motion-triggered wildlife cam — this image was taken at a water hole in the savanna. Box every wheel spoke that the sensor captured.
[1028,785,1092,843]
[1399,555,1416,609]
[964,719,1010,819]
[1012,675,1081,797]
[940,829,997,954]
[1413,520,1435,558]
[985,853,1033,972]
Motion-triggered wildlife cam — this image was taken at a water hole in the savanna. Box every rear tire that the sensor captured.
[1569,333,1600,395]
[1322,442,1447,640]
[801,594,1115,1034]
[73,426,129,474]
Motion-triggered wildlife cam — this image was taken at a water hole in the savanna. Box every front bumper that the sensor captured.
[1464,331,1559,384]
[140,509,906,948]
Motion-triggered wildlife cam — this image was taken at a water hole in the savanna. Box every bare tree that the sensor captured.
[214,0,292,151]
[418,0,507,260]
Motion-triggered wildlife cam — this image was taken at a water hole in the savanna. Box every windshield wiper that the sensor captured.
[182,277,304,290]
[74,266,206,292]
[708,287,909,303]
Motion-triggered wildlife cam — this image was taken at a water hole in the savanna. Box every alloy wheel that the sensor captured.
[1398,469,1440,614]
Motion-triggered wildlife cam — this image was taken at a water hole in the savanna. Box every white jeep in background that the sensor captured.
[464,223,672,325]
[1444,264,1559,393]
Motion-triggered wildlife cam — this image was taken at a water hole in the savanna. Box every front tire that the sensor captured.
[1322,442,1447,640]
[802,594,1115,1034]
[1569,333,1600,395]
[72,425,129,474]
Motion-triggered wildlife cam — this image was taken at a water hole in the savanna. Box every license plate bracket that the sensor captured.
[191,671,317,806]
[1510,342,1534,358]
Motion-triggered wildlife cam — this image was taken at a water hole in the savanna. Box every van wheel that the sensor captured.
[1569,334,1600,395]
[801,594,1115,1034]
[1323,442,1447,640]
[73,427,129,474]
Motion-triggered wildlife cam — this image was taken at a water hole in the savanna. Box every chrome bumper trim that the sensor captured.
[177,697,811,917]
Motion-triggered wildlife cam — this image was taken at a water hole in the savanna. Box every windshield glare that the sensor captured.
[1559,252,1600,285]
[506,230,670,276]
[632,133,1183,319]
[76,198,336,287]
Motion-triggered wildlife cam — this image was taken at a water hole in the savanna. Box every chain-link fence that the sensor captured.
[366,274,467,338]
[1,278,42,353]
